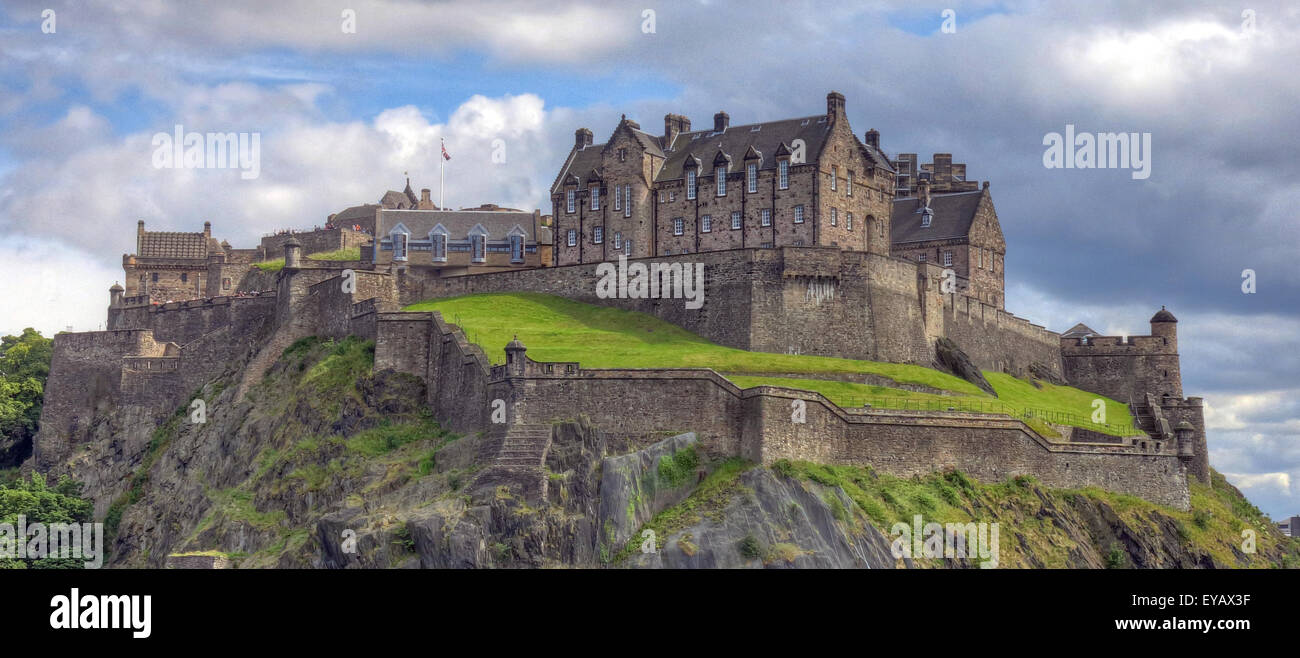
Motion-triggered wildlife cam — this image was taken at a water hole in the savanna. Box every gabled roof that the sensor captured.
[333,203,381,222]
[379,190,412,209]
[376,209,537,241]
[656,115,831,181]
[628,128,665,158]
[550,142,606,194]
[138,231,209,259]
[1062,323,1099,338]
[890,190,984,244]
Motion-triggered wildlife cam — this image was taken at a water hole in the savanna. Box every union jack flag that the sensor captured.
[441,141,451,160]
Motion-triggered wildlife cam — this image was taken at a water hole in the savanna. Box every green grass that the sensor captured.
[405,292,983,393]
[308,247,362,261]
[254,258,284,272]
[405,292,1139,436]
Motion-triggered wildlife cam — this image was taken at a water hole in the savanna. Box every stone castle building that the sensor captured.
[34,90,1212,517]
[549,91,1005,308]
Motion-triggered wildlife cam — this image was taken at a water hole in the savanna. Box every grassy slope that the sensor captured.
[405,292,1136,435]
[620,460,1300,568]
[253,247,361,272]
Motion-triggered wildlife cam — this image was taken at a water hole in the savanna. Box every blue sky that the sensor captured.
[0,0,1297,519]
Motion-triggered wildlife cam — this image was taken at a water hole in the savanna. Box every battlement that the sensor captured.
[1061,334,1173,353]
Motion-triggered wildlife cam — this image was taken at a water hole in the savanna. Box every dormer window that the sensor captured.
[686,169,697,199]
[921,210,932,228]
[591,187,600,211]
[716,166,727,196]
[747,163,757,193]
[430,225,448,262]
[510,234,524,263]
[778,160,789,189]
[391,232,408,261]
[470,231,487,263]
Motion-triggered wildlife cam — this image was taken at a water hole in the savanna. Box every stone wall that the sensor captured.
[392,245,1061,371]
[259,228,371,260]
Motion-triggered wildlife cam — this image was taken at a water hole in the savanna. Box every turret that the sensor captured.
[1150,306,1178,353]
[284,237,302,269]
[505,335,527,376]
[109,282,124,308]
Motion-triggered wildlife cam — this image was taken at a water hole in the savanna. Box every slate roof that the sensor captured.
[379,190,412,208]
[1062,323,1099,338]
[1151,307,1178,323]
[890,190,984,244]
[333,204,381,223]
[657,115,832,181]
[138,231,209,259]
[377,209,537,241]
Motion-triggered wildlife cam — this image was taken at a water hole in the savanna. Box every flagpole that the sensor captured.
[440,138,446,211]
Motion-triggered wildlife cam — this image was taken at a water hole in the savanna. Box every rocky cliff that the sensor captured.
[30,336,1299,569]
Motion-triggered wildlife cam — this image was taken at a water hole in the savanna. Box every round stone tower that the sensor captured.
[284,237,302,269]
[1150,306,1178,354]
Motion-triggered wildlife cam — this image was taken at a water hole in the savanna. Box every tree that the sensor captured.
[0,328,54,467]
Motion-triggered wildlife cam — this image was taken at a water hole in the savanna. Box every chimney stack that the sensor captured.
[826,91,846,121]
[918,178,931,208]
[664,113,691,147]
[865,129,880,149]
[203,221,211,238]
[575,128,593,150]
[713,111,729,133]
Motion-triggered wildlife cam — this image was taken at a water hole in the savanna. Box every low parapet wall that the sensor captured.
[368,308,1188,509]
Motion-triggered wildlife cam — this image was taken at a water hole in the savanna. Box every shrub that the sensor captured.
[738,533,763,560]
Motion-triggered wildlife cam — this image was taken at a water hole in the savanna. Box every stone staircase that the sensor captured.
[467,423,554,504]
[493,424,553,468]
[234,331,300,402]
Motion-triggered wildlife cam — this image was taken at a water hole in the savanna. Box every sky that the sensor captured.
[0,0,1297,518]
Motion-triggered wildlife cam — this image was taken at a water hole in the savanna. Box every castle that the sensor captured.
[33,91,1209,512]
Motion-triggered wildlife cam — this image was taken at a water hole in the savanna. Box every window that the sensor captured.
[917,253,927,263]
[761,209,771,227]
[222,277,231,290]
[431,231,448,261]
[831,208,838,226]
[471,234,486,263]
[510,235,524,263]
[591,187,600,211]
[614,231,622,249]
[942,251,953,267]
[625,239,632,254]
[830,165,837,191]
[847,170,853,195]
[731,211,741,230]
[794,240,804,246]
[566,190,575,213]
[659,191,665,203]
[978,248,983,268]
[624,185,631,217]
[702,214,712,232]
[673,217,684,235]
[392,232,408,261]
[152,273,159,282]
[846,212,853,230]
[181,273,187,283]
[921,211,932,228]
[747,163,757,193]
[761,242,774,248]
[716,166,726,196]
[614,186,622,210]
[686,169,697,199]
[618,148,627,162]
[670,191,676,202]
[778,160,789,189]
[593,226,603,244]
[567,229,576,247]
[794,205,804,223]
